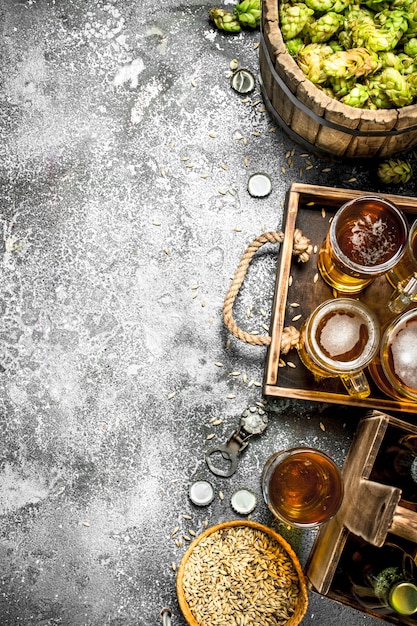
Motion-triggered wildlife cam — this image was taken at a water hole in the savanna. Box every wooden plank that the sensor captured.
[391,505,417,544]
[291,79,326,146]
[271,52,295,126]
[306,519,348,595]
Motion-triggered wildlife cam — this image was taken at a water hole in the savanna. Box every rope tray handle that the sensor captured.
[223,229,313,351]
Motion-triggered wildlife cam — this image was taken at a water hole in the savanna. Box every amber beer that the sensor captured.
[261,448,344,527]
[387,219,417,287]
[297,298,380,398]
[369,308,417,402]
[318,195,408,294]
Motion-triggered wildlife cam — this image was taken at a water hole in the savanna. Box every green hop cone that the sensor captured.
[366,10,409,52]
[363,0,389,10]
[379,51,403,71]
[209,7,241,32]
[379,67,413,107]
[398,53,417,74]
[279,3,314,41]
[366,72,397,108]
[404,38,417,57]
[327,0,352,13]
[392,0,414,6]
[304,0,334,12]
[340,83,370,107]
[329,75,356,97]
[323,47,380,79]
[234,0,261,28]
[285,37,305,56]
[308,12,344,43]
[344,6,375,47]
[377,158,414,183]
[408,72,417,97]
[328,39,345,52]
[297,43,334,83]
[338,29,353,49]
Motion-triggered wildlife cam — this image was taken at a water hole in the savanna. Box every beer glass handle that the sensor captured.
[340,371,371,398]
[388,273,417,314]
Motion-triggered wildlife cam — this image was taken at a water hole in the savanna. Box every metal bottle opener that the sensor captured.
[205,406,269,477]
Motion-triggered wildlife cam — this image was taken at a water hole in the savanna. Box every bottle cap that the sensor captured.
[189,480,215,506]
[230,488,257,514]
[247,173,272,198]
[390,581,417,615]
[230,69,256,94]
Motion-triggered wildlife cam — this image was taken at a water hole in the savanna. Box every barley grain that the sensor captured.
[181,525,301,626]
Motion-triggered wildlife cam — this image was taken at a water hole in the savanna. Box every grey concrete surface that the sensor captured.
[0,1,416,625]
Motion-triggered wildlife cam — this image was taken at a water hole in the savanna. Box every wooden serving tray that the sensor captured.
[263,182,417,414]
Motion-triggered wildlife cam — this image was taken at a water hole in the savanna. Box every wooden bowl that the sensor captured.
[176,519,308,626]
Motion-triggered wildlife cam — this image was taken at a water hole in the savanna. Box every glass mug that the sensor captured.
[318,195,409,294]
[369,308,417,402]
[297,298,380,398]
[261,447,344,527]
[386,219,417,314]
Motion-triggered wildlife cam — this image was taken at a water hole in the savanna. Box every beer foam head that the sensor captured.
[310,299,379,372]
[319,311,366,361]
[390,323,417,391]
[350,214,398,267]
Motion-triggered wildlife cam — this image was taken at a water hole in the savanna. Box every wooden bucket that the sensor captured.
[259,0,417,159]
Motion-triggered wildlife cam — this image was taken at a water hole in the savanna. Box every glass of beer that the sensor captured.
[261,447,344,527]
[318,195,408,294]
[297,298,380,398]
[386,219,417,314]
[369,308,417,402]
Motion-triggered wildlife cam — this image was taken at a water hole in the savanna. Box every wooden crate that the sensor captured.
[306,410,417,624]
[259,0,417,159]
[263,182,417,414]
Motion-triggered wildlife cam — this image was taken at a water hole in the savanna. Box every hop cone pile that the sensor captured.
[210,0,261,32]
[281,0,417,108]
[377,158,414,183]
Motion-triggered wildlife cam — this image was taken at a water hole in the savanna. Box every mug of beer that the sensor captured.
[318,195,409,294]
[297,298,380,398]
[261,447,344,527]
[369,308,417,402]
[386,219,417,314]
